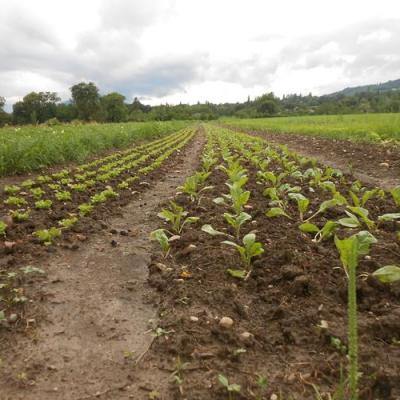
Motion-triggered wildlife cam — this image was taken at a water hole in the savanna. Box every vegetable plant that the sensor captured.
[33,227,61,245]
[35,199,52,209]
[223,233,264,279]
[157,202,199,234]
[58,217,79,228]
[30,187,45,199]
[4,185,20,195]
[78,203,93,216]
[150,229,170,256]
[55,191,72,201]
[11,210,30,222]
[334,231,377,400]
[0,221,7,236]
[223,211,252,239]
[218,374,241,400]
[4,196,27,207]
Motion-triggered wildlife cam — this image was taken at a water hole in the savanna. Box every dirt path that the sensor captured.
[229,126,400,190]
[1,132,205,400]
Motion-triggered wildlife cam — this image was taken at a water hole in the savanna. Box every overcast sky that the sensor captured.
[1,0,399,109]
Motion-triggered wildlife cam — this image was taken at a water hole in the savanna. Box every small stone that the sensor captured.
[365,255,371,260]
[48,365,57,371]
[190,316,199,322]
[281,265,303,280]
[271,394,278,400]
[179,244,197,256]
[379,162,390,168]
[8,313,18,323]
[169,235,181,242]
[111,240,118,247]
[120,230,129,236]
[1,215,13,228]
[110,229,118,234]
[76,234,87,242]
[219,316,234,329]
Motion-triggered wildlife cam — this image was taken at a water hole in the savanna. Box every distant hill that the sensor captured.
[328,78,400,97]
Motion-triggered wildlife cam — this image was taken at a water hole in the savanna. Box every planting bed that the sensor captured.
[144,125,400,399]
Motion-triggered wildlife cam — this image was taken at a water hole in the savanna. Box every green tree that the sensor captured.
[0,96,11,126]
[70,82,101,121]
[101,92,128,122]
[12,92,60,124]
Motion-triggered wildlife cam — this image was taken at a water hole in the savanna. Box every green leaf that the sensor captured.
[226,269,246,279]
[299,222,319,233]
[218,374,229,388]
[0,310,5,321]
[390,186,400,207]
[213,197,225,205]
[378,213,400,222]
[266,207,290,218]
[201,224,225,236]
[338,211,360,228]
[373,265,400,283]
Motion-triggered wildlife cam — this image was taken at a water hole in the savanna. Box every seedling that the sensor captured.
[178,174,213,203]
[4,196,27,207]
[58,217,79,229]
[335,231,377,400]
[33,227,61,245]
[256,375,269,400]
[223,211,252,239]
[21,179,35,188]
[0,221,7,237]
[288,193,310,221]
[390,186,400,207]
[170,356,189,395]
[11,210,30,222]
[150,229,170,256]
[35,199,52,209]
[223,233,264,278]
[266,207,291,219]
[78,203,93,216]
[30,187,45,199]
[218,374,241,400]
[157,202,199,234]
[4,185,20,195]
[55,191,72,201]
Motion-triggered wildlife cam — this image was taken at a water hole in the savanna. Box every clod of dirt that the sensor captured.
[219,316,234,329]
[1,215,14,227]
[281,264,303,280]
[190,316,199,322]
[111,239,118,247]
[8,314,18,323]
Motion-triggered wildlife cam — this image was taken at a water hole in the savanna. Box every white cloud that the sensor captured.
[0,0,399,109]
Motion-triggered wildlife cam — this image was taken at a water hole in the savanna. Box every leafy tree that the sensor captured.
[12,92,60,124]
[101,92,128,122]
[55,103,78,122]
[70,82,101,121]
[0,96,11,126]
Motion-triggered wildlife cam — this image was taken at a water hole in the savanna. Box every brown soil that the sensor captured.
[143,153,400,399]
[0,132,205,400]
[226,126,400,190]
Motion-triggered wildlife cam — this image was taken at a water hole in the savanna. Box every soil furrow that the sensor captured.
[0,131,205,400]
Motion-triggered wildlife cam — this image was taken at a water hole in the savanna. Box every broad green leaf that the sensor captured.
[373,265,400,283]
[338,211,360,228]
[390,186,400,207]
[266,207,290,218]
[299,222,319,233]
[218,375,229,388]
[201,224,225,236]
[242,233,256,246]
[226,269,246,279]
[213,197,225,205]
[377,213,400,222]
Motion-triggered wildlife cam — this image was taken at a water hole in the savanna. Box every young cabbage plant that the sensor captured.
[305,193,347,222]
[11,210,30,222]
[218,375,241,400]
[288,193,310,221]
[218,160,247,185]
[178,174,213,203]
[334,231,377,400]
[30,187,45,199]
[346,206,375,230]
[299,220,339,242]
[157,202,199,234]
[150,229,170,257]
[390,186,400,207]
[223,233,264,279]
[0,221,7,237]
[35,199,53,210]
[226,182,250,214]
[372,265,400,283]
[33,227,62,245]
[223,212,252,239]
[349,188,384,208]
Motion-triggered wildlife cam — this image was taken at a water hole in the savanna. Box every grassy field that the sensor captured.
[0,121,190,176]
[223,113,400,142]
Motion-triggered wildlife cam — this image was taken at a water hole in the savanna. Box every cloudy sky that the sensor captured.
[1,0,399,110]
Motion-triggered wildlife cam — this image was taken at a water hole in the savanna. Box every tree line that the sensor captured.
[1,81,400,127]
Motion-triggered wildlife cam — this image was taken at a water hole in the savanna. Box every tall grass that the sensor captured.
[223,113,400,142]
[0,121,190,176]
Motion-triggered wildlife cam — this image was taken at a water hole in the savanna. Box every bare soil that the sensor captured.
[0,132,205,400]
[228,126,400,189]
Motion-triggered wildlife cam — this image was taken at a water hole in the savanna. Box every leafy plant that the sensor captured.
[178,174,212,202]
[4,196,27,207]
[223,233,264,277]
[289,193,310,221]
[390,186,400,207]
[78,203,93,216]
[372,265,400,283]
[21,179,35,188]
[150,229,170,256]
[55,191,72,201]
[11,210,30,222]
[334,231,377,400]
[157,202,199,234]
[218,374,241,400]
[223,212,252,239]
[30,187,45,199]
[0,221,7,237]
[35,199,52,209]
[266,207,290,219]
[33,227,61,245]
[4,185,20,195]
[58,216,79,228]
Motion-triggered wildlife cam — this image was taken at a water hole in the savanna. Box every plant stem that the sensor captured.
[348,262,358,400]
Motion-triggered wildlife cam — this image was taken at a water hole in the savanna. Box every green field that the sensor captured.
[0,121,190,176]
[223,113,400,142]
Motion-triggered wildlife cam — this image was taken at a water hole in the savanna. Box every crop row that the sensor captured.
[150,124,400,398]
[0,127,195,246]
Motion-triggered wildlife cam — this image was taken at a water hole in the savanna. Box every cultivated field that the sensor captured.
[224,113,400,142]
[0,121,399,400]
